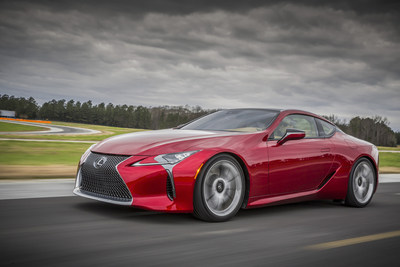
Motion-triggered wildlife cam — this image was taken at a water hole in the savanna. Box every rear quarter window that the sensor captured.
[318,119,336,136]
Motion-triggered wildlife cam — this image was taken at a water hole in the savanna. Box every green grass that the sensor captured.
[0,120,399,178]
[0,121,47,132]
[0,140,91,166]
[379,152,400,168]
[0,121,146,141]
[1,140,399,168]
[377,145,400,151]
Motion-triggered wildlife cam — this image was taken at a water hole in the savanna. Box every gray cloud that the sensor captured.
[0,0,399,130]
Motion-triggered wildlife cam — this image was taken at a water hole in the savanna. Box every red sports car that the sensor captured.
[74,109,378,221]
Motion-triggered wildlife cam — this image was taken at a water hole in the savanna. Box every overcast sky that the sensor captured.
[0,0,399,130]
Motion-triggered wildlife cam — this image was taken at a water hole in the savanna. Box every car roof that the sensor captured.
[223,108,283,112]
[280,109,335,125]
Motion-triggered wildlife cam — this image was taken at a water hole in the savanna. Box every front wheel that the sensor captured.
[345,158,376,207]
[193,154,245,222]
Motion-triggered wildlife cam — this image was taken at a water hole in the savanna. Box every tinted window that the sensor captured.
[181,109,279,132]
[273,114,318,139]
[318,119,336,136]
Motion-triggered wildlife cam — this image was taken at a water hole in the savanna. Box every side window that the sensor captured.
[272,114,318,139]
[317,119,336,137]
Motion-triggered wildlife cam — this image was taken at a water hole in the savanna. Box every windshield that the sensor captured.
[180,109,280,132]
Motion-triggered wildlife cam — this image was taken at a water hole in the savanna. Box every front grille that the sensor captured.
[80,152,132,202]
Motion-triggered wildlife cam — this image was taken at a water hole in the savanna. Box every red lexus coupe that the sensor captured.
[74,109,378,221]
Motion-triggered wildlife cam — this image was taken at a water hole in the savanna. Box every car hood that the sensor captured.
[91,129,244,155]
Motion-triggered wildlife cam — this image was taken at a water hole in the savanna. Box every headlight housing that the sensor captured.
[132,150,199,166]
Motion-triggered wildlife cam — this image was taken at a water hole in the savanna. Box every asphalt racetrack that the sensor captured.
[1,178,399,266]
[0,120,100,135]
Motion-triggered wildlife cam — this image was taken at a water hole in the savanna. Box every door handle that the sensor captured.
[321,148,330,152]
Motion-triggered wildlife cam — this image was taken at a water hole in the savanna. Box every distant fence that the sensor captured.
[0,117,52,124]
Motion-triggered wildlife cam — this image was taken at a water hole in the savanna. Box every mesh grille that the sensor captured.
[166,176,173,200]
[80,152,132,202]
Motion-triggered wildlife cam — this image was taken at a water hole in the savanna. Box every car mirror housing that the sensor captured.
[277,129,306,146]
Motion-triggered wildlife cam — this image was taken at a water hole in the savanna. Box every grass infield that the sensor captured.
[377,145,400,151]
[0,140,399,178]
[379,152,400,168]
[0,121,399,178]
[0,140,90,166]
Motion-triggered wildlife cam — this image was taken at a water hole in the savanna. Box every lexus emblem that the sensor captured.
[93,156,107,169]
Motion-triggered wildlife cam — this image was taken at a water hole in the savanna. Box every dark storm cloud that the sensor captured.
[0,0,399,129]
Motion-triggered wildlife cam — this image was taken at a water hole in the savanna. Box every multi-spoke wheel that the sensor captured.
[193,154,245,222]
[345,158,376,207]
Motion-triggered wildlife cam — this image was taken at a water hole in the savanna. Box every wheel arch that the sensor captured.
[192,151,250,221]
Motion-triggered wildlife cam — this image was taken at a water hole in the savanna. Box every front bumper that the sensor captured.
[73,168,133,206]
[74,152,210,212]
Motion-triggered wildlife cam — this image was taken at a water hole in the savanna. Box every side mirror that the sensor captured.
[277,129,305,146]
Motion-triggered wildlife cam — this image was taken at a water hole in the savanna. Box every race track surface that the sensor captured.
[1,182,399,266]
[0,120,100,135]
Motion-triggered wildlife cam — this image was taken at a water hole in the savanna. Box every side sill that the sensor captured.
[246,189,318,208]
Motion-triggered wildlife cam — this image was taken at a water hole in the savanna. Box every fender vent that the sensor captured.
[166,170,176,201]
[318,171,336,189]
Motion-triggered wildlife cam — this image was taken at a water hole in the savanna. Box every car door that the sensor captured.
[267,114,334,195]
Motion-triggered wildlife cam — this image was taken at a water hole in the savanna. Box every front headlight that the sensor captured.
[132,150,199,166]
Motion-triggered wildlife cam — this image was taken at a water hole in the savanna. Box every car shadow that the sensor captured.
[237,199,344,218]
[74,200,196,224]
[73,197,346,225]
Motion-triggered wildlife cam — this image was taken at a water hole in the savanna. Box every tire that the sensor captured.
[193,154,245,222]
[345,158,376,207]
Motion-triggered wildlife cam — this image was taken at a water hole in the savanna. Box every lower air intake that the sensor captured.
[166,176,174,200]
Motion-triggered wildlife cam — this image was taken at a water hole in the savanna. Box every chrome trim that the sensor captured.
[115,155,134,200]
[131,151,200,166]
[160,163,177,200]
[132,162,166,166]
[166,169,176,199]
[75,166,82,188]
[130,160,177,200]
[73,188,133,206]
[131,152,200,200]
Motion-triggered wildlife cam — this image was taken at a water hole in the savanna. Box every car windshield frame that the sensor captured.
[179,109,281,132]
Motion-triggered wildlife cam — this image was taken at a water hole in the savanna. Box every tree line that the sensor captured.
[0,94,214,130]
[323,115,398,147]
[1,94,398,146]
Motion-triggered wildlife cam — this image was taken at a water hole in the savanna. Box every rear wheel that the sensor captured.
[345,158,376,207]
[193,154,245,222]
